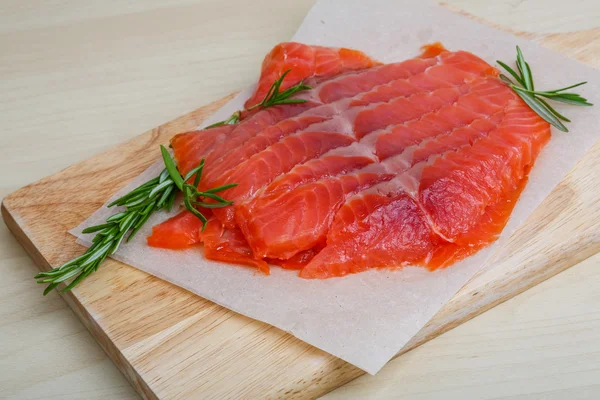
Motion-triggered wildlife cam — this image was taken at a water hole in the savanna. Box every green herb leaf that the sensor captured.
[498,46,592,132]
[161,145,184,190]
[497,60,525,86]
[204,183,238,193]
[536,97,571,122]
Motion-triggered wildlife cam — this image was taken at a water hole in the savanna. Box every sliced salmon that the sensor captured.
[147,210,205,249]
[152,43,551,279]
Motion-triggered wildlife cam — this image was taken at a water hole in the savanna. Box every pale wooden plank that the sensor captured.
[1,1,599,399]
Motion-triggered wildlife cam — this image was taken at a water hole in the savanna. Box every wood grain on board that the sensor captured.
[2,21,599,400]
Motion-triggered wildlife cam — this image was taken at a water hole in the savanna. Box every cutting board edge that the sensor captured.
[2,198,160,400]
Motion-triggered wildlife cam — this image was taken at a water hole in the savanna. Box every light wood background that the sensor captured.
[1,0,599,399]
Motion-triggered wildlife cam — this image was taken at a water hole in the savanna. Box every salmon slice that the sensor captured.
[201,217,270,275]
[147,210,205,249]
[171,125,237,177]
[244,42,380,108]
[300,193,439,278]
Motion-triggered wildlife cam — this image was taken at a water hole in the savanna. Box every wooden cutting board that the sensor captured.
[2,11,599,399]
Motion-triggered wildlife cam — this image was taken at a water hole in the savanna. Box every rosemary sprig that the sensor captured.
[34,168,176,295]
[35,69,308,294]
[247,69,312,110]
[159,145,237,226]
[498,46,592,132]
[35,147,237,295]
[207,69,311,128]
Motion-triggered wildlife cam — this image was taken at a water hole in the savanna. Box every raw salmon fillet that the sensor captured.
[149,42,550,279]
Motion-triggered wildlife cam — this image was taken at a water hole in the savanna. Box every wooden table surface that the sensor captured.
[1,1,599,399]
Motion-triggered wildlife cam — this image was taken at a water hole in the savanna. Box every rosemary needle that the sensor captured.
[498,46,592,132]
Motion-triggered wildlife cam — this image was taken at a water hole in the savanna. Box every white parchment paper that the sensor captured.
[72,0,600,374]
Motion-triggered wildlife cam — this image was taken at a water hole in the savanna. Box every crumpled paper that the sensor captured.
[73,0,600,374]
